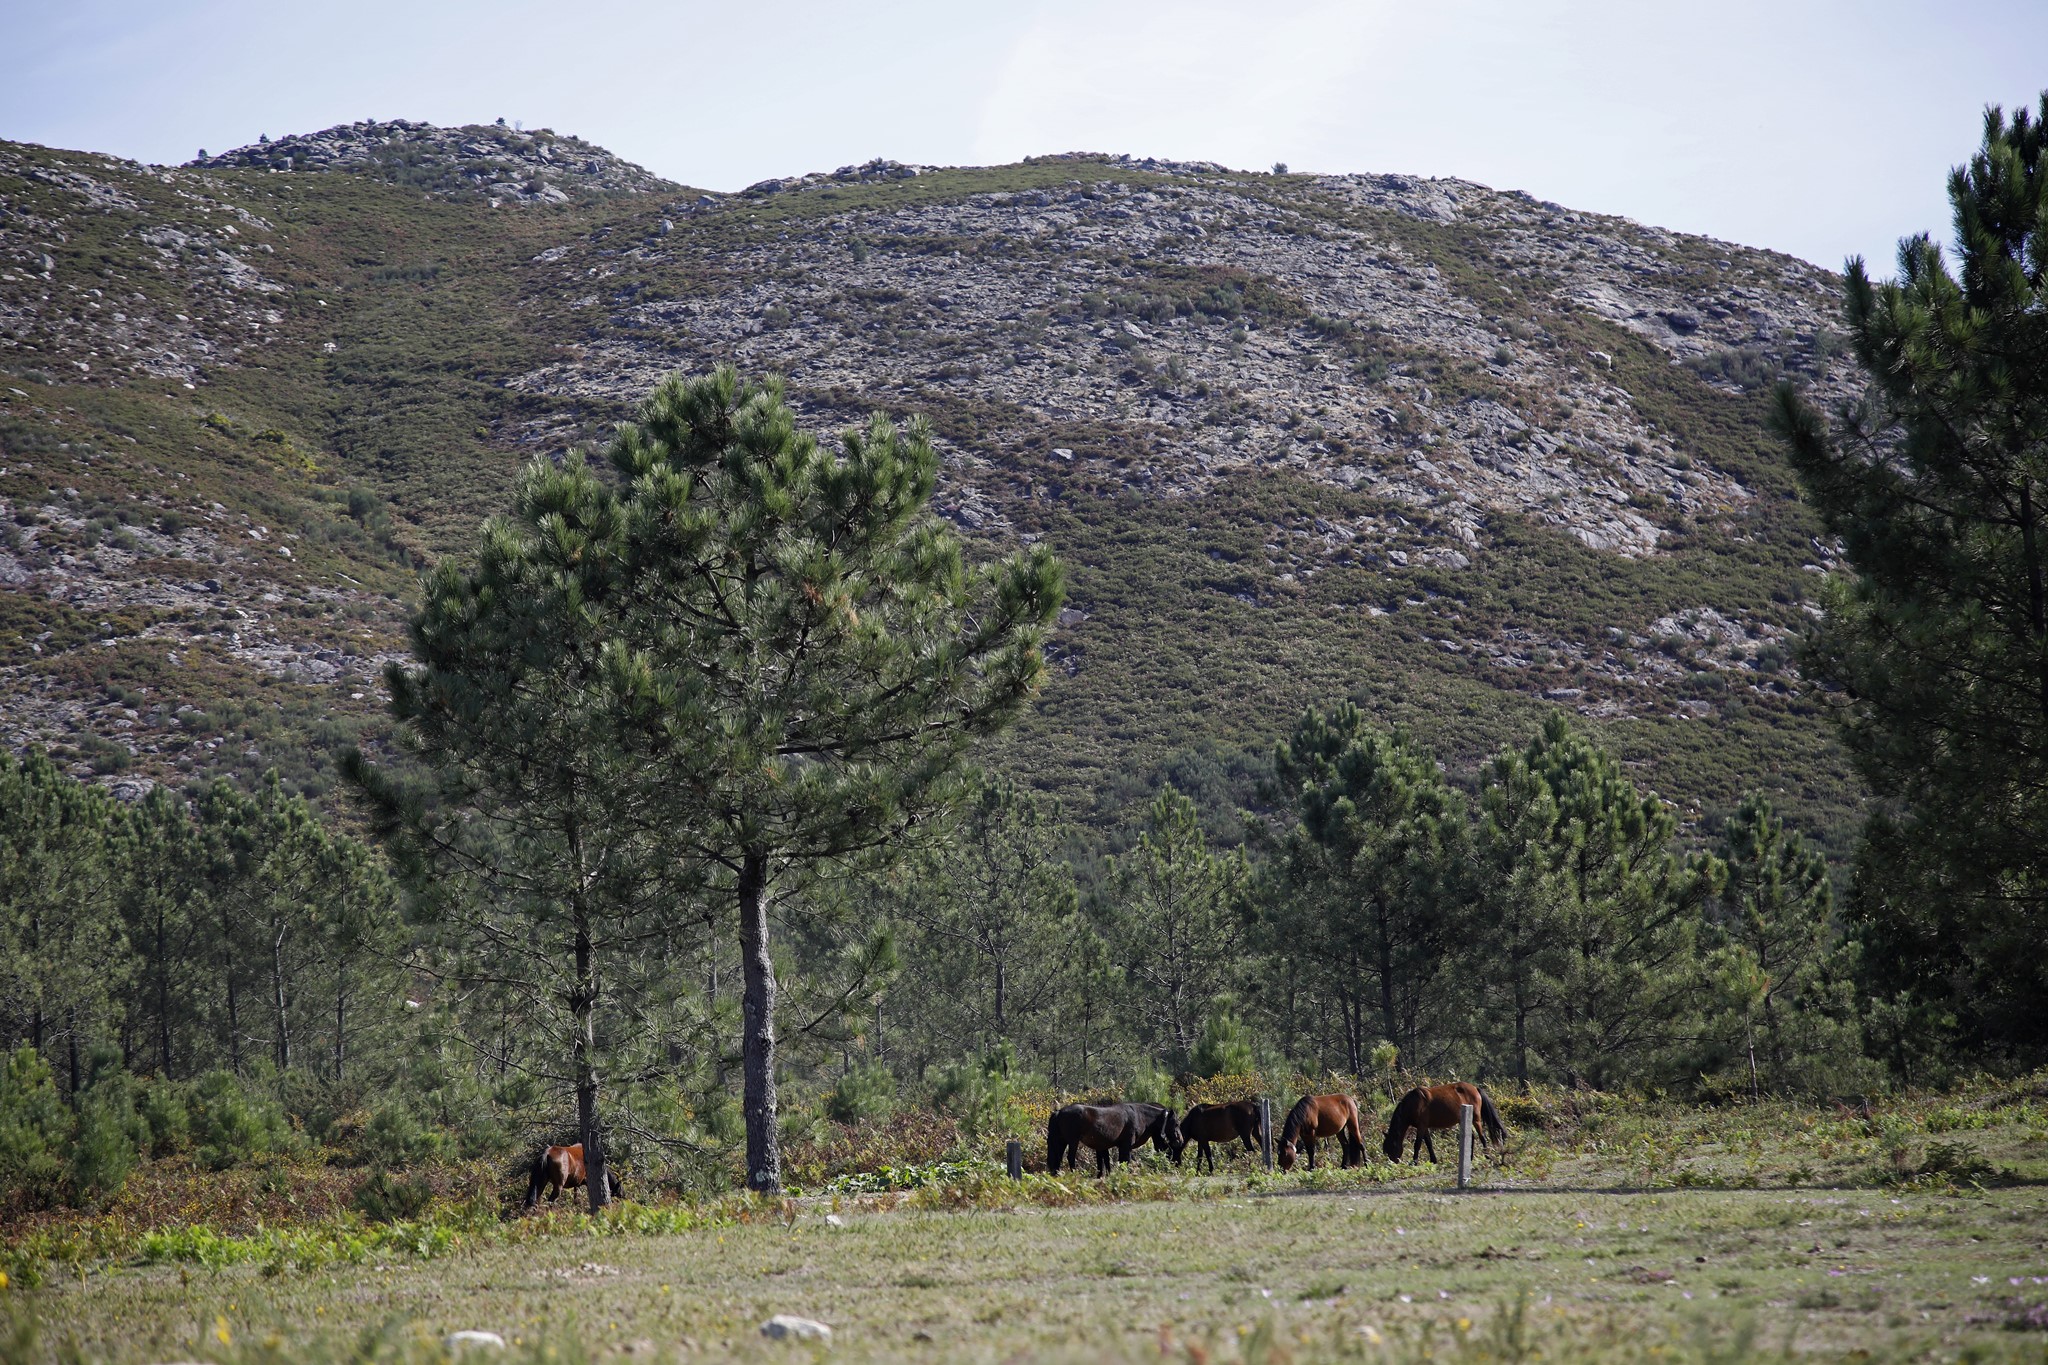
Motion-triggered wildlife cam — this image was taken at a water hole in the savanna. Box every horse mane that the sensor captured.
[1280,1094,1314,1147]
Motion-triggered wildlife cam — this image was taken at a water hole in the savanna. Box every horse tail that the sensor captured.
[1047,1110,1063,1175]
[1340,1095,1364,1164]
[522,1144,550,1210]
[1479,1090,1506,1147]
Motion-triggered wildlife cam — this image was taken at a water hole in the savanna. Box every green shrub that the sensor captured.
[355,1104,444,1168]
[935,1049,1036,1137]
[186,1070,293,1170]
[0,1048,69,1210]
[1126,1060,1173,1107]
[826,1063,897,1125]
[1191,997,1255,1078]
[65,1095,138,1209]
[349,1171,435,1223]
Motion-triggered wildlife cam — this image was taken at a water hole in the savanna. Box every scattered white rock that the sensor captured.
[761,1315,832,1342]
[444,1331,506,1351]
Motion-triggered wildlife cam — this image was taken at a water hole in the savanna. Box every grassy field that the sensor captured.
[15,1081,2048,1363]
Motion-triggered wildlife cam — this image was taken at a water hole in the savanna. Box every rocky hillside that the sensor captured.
[0,129,1859,841]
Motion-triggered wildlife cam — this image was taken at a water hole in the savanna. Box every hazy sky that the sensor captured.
[3,0,2043,270]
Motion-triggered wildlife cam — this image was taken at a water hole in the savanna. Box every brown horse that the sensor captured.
[1381,1083,1507,1164]
[1277,1093,1365,1170]
[1180,1100,1267,1173]
[523,1143,623,1209]
[1046,1102,1185,1175]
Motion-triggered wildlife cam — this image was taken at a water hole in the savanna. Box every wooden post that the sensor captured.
[1006,1139,1023,1181]
[1260,1097,1273,1171]
[1457,1103,1473,1190]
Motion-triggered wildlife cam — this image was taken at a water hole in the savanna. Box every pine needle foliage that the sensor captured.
[1773,93,2048,1063]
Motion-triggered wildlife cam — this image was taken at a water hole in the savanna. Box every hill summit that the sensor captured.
[189,118,674,202]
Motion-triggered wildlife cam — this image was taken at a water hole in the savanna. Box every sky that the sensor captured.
[2,0,2043,270]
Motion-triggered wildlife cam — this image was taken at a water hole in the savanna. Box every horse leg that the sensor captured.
[1424,1130,1438,1164]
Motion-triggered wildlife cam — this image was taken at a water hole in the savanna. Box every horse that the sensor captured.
[1277,1093,1365,1170]
[523,1142,623,1209]
[1381,1082,1507,1164]
[1046,1102,1185,1175]
[1179,1100,1267,1173]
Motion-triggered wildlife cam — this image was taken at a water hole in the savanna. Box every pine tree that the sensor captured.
[1267,704,1467,1073]
[351,451,668,1209]
[1710,793,1864,1097]
[895,774,1085,1072]
[0,750,126,1091]
[1101,785,1248,1067]
[365,368,1064,1194]
[116,787,211,1079]
[1519,715,1723,1088]
[1773,95,2048,1062]
[1468,743,1567,1089]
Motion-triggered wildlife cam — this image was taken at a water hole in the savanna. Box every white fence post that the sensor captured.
[1457,1103,1473,1189]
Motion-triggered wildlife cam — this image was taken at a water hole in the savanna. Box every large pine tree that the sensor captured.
[1774,95,2048,1062]
[383,368,1063,1193]
[611,371,1060,1191]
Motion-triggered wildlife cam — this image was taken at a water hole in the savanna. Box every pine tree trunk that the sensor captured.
[738,851,781,1193]
[333,965,346,1085]
[1375,899,1399,1052]
[222,903,241,1074]
[156,903,173,1079]
[2020,477,2047,720]
[1513,967,1531,1092]
[271,912,290,1072]
[573,899,610,1212]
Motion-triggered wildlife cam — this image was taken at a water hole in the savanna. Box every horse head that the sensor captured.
[1277,1139,1298,1171]
[1160,1110,1186,1164]
[1382,1101,1409,1163]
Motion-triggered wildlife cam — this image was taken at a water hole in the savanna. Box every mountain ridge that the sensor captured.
[0,123,1860,844]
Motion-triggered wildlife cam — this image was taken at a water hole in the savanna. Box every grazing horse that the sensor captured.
[1277,1093,1365,1170]
[1046,1102,1185,1175]
[1180,1100,1267,1173]
[1381,1083,1507,1164]
[523,1142,622,1209]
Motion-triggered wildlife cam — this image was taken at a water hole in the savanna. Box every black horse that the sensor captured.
[1180,1100,1267,1173]
[1046,1102,1185,1175]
